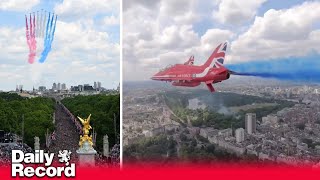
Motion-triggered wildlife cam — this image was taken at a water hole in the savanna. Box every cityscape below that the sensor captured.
[123,78,320,167]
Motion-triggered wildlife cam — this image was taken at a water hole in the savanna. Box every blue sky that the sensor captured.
[257,0,306,15]
[0,0,119,91]
[193,0,309,37]
[123,0,320,81]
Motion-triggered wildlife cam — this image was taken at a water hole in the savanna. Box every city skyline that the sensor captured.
[12,81,120,92]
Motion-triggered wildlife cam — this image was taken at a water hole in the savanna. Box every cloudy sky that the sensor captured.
[0,0,120,91]
[123,0,320,81]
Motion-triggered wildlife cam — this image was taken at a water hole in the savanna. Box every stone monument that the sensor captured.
[34,136,40,150]
[103,134,109,157]
[76,114,97,167]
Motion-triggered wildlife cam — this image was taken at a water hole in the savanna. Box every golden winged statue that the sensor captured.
[77,114,93,147]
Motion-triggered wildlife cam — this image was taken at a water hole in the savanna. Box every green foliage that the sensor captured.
[0,93,55,147]
[163,90,295,112]
[162,90,295,130]
[124,135,176,159]
[0,92,25,101]
[62,94,120,151]
[190,109,242,129]
[238,102,294,121]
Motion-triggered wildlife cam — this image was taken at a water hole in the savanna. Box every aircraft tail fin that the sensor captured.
[203,42,227,68]
[213,42,227,68]
[184,55,194,65]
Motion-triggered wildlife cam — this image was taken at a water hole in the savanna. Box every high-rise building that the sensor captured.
[61,83,66,90]
[57,83,61,90]
[18,85,23,92]
[78,85,83,92]
[39,86,46,92]
[245,113,256,134]
[97,82,101,90]
[235,128,245,143]
[52,83,57,90]
[94,82,97,90]
[84,84,94,91]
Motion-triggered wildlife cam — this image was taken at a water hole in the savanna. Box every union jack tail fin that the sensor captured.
[203,42,227,68]
[213,41,227,68]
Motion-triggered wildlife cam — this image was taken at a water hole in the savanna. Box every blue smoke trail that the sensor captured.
[44,13,50,47]
[39,13,57,63]
[38,12,51,63]
[47,13,54,40]
[225,54,320,82]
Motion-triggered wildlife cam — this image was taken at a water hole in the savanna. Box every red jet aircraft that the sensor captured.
[151,42,234,92]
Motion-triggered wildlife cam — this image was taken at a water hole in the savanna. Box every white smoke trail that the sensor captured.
[42,11,47,38]
[39,10,43,38]
[29,63,47,85]
[36,11,39,37]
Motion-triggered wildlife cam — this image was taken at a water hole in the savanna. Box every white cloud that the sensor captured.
[0,0,39,11]
[123,0,233,81]
[124,0,320,81]
[0,27,27,63]
[230,1,320,62]
[200,29,235,54]
[54,0,119,19]
[102,15,119,26]
[212,0,267,25]
[123,0,161,11]
[159,0,199,25]
[158,25,199,50]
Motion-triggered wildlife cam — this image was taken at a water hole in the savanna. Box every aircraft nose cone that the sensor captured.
[151,72,160,80]
[151,74,157,80]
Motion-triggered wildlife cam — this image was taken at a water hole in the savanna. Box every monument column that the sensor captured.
[34,136,40,150]
[103,134,109,157]
[76,114,97,167]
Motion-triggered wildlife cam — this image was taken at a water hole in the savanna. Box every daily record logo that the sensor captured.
[11,150,75,177]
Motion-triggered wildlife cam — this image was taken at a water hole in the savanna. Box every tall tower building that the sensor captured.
[97,82,101,90]
[39,86,46,92]
[235,128,245,143]
[94,82,97,90]
[18,85,23,92]
[78,85,83,92]
[245,113,256,134]
[52,83,57,90]
[57,83,61,90]
[61,83,66,90]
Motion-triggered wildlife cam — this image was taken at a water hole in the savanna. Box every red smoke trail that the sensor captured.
[26,13,37,64]
[33,13,35,38]
[25,15,33,63]
[25,15,31,48]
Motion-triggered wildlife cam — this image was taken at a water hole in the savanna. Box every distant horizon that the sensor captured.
[0,81,120,92]
[123,77,320,89]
